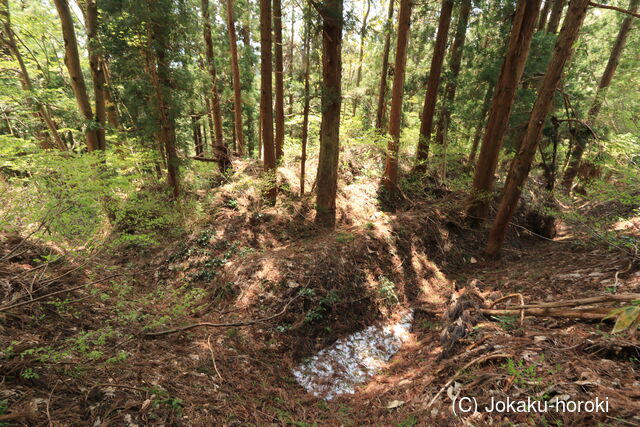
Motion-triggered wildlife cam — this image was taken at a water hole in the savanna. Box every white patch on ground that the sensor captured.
[292,309,414,400]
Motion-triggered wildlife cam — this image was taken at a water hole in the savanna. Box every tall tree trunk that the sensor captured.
[202,0,231,172]
[382,0,412,190]
[147,22,180,198]
[1,0,65,150]
[225,0,245,155]
[287,5,295,119]
[315,0,343,226]
[434,0,472,151]
[538,0,552,30]
[467,0,541,226]
[562,0,639,191]
[414,0,454,171]
[486,0,590,258]
[352,0,371,116]
[469,82,495,164]
[547,0,565,34]
[192,115,204,157]
[260,0,277,202]
[84,0,106,150]
[102,58,121,129]
[274,0,285,160]
[300,12,312,196]
[53,0,100,151]
[375,0,395,130]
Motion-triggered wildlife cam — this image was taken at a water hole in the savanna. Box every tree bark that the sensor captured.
[274,0,285,160]
[547,0,565,33]
[467,0,541,226]
[1,0,65,150]
[260,0,277,202]
[192,115,204,157]
[414,0,454,171]
[202,0,231,172]
[147,21,180,198]
[53,0,100,151]
[225,0,245,155]
[538,0,552,30]
[287,5,295,119]
[486,0,591,258]
[352,0,371,116]
[102,58,121,129]
[434,0,472,150]
[375,0,395,131]
[315,0,343,226]
[300,12,312,196]
[84,0,106,150]
[562,0,639,191]
[382,0,412,190]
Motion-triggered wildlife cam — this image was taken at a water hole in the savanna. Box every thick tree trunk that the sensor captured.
[538,0,552,30]
[382,0,412,190]
[434,0,472,149]
[469,82,495,165]
[1,0,65,150]
[467,0,541,226]
[226,0,245,155]
[547,0,565,34]
[300,14,312,196]
[85,0,106,150]
[315,0,343,226]
[53,0,100,151]
[414,0,454,171]
[562,0,639,191]
[486,0,591,258]
[260,0,277,202]
[202,0,231,172]
[375,0,395,130]
[274,0,285,160]
[352,0,371,116]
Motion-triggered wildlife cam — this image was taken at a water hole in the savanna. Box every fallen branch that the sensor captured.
[143,293,301,337]
[480,307,611,320]
[488,293,525,327]
[588,2,640,18]
[499,293,640,310]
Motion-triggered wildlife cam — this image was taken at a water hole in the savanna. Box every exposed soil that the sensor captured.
[1,158,639,426]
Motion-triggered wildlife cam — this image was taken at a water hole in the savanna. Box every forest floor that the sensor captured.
[1,153,639,426]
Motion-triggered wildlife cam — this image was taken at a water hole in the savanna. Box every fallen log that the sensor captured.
[480,306,611,320]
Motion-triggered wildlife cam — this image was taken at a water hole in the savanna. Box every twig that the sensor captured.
[427,353,510,409]
[46,380,60,427]
[92,384,148,393]
[0,273,123,312]
[207,335,223,380]
[144,293,301,337]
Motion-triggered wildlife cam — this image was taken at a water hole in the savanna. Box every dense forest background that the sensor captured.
[1,0,639,425]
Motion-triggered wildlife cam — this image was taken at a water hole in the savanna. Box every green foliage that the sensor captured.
[503,358,542,388]
[604,301,640,335]
[0,139,180,250]
[377,275,399,306]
